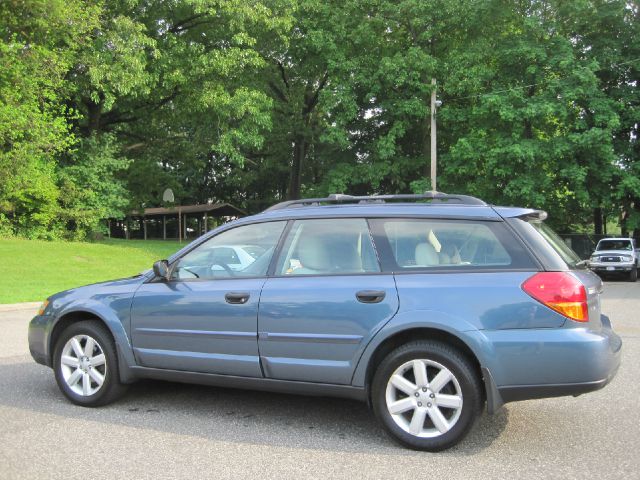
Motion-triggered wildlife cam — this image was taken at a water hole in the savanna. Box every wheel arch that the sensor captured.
[49,308,137,383]
[362,327,484,399]
[49,311,103,364]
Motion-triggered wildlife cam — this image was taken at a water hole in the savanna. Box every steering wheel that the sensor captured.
[181,267,200,278]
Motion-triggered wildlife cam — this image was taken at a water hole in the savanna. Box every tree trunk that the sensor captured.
[523,119,533,140]
[523,86,535,139]
[285,73,327,200]
[86,99,103,134]
[621,207,629,237]
[594,207,603,235]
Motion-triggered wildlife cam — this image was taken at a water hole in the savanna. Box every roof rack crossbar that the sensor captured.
[264,191,486,212]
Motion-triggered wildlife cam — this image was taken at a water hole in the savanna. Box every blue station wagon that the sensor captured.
[28,192,622,450]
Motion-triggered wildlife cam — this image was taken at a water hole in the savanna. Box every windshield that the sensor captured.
[596,240,632,251]
[530,221,583,268]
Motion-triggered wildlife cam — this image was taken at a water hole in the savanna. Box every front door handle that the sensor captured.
[356,290,386,304]
[225,292,250,304]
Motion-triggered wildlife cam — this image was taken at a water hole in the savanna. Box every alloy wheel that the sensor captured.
[385,359,463,438]
[59,334,107,396]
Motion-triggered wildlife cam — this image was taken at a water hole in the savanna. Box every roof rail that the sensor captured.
[264,191,486,212]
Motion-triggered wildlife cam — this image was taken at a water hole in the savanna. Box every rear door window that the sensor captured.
[372,219,536,271]
[275,218,380,276]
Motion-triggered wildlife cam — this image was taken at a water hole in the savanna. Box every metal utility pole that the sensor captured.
[430,78,437,192]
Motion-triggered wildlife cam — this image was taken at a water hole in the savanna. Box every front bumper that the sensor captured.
[477,315,622,412]
[590,262,635,273]
[28,314,51,367]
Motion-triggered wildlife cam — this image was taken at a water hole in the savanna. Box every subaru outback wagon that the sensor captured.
[28,193,621,451]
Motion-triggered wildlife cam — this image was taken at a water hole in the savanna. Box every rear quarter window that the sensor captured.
[530,222,582,266]
[506,218,582,271]
[371,219,536,272]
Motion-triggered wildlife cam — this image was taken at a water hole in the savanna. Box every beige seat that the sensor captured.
[448,245,462,264]
[293,236,331,274]
[440,245,462,265]
[415,242,440,266]
[293,236,363,274]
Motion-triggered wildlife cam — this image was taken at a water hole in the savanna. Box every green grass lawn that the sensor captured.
[0,238,184,304]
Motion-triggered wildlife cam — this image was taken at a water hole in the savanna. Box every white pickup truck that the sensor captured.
[589,237,640,281]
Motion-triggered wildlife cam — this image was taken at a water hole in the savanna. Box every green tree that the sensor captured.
[0,0,99,238]
[306,0,623,232]
[571,0,639,236]
[1,0,637,236]
[57,134,131,239]
[77,0,295,209]
[439,0,619,231]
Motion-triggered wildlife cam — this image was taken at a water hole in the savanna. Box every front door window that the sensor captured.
[172,221,286,280]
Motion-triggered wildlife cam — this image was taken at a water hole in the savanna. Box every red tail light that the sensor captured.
[521,272,589,322]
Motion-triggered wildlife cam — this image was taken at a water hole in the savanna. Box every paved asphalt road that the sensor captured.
[1,281,638,480]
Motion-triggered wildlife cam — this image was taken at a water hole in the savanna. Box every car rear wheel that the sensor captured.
[53,320,127,407]
[371,341,482,451]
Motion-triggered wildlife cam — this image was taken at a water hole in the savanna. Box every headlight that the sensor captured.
[621,255,633,262]
[37,300,49,316]
[590,256,598,262]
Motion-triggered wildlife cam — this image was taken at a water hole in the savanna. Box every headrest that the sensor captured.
[298,236,331,271]
[415,242,439,266]
[297,235,363,272]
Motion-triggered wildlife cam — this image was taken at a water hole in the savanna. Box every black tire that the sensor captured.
[629,268,637,282]
[371,341,483,451]
[53,320,128,407]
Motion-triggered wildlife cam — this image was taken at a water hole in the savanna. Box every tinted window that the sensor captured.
[276,219,380,275]
[529,221,582,267]
[374,219,535,270]
[172,221,286,279]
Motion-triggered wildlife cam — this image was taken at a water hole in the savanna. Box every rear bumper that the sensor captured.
[497,373,618,404]
[478,315,622,413]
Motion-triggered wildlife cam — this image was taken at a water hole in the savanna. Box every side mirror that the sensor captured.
[153,260,170,281]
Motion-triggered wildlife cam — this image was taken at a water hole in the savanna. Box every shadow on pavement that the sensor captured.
[0,360,508,456]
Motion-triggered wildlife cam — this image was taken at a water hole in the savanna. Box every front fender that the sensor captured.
[50,300,137,383]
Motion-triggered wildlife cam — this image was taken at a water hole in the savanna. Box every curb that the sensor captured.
[0,302,41,312]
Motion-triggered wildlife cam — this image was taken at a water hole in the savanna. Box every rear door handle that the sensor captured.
[356,290,386,304]
[225,292,250,304]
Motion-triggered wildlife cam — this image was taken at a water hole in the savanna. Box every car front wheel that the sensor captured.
[53,320,127,407]
[372,341,483,451]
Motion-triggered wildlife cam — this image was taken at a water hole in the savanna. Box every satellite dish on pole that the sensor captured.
[162,188,175,203]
